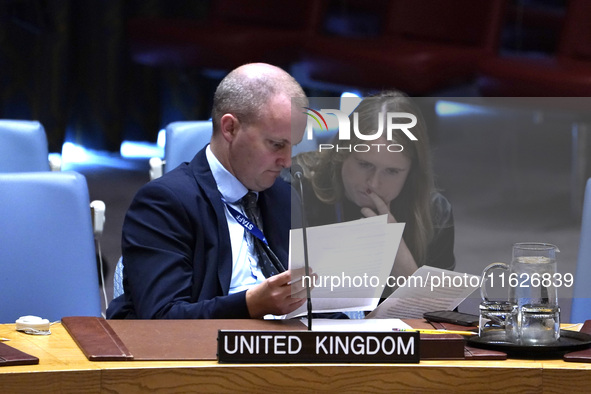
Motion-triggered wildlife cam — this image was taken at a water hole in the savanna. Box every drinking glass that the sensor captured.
[480,243,560,344]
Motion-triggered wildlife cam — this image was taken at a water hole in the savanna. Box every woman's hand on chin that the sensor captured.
[360,190,397,223]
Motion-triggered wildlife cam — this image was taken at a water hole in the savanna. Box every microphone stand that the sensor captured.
[293,169,313,331]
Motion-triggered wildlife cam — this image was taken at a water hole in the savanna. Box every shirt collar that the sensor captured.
[206,145,251,204]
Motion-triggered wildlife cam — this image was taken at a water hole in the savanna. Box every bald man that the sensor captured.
[107,63,309,319]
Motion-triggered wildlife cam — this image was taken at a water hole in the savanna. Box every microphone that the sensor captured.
[280,164,304,184]
[90,200,106,239]
[291,164,304,180]
[291,164,313,331]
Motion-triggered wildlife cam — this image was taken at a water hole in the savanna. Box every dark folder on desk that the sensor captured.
[564,320,591,362]
[0,342,39,366]
[62,316,133,361]
[429,320,507,360]
[62,316,305,361]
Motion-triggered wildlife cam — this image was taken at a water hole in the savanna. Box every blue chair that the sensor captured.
[571,178,591,323]
[150,120,213,180]
[118,121,213,296]
[0,120,51,172]
[164,121,213,172]
[0,171,102,323]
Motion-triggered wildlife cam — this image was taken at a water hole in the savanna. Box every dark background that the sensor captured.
[0,0,568,154]
[0,0,213,153]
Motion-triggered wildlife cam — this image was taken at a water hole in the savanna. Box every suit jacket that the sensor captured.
[107,147,295,319]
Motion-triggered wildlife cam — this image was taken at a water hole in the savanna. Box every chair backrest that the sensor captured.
[0,171,101,323]
[211,0,322,32]
[0,120,50,172]
[558,0,591,60]
[164,121,213,173]
[571,177,591,323]
[385,0,506,50]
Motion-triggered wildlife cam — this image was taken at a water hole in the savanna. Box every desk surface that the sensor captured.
[1,322,590,394]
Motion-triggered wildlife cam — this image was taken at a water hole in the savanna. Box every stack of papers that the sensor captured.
[287,215,479,319]
[303,318,411,332]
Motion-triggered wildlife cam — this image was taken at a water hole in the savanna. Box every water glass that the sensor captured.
[519,304,560,345]
[479,301,518,342]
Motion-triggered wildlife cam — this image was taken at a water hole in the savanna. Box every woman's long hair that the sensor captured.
[295,91,436,266]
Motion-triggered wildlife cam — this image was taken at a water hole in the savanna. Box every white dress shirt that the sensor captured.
[205,145,266,294]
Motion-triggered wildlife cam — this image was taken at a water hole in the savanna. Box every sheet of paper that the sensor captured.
[366,266,480,319]
[302,318,412,332]
[286,215,405,318]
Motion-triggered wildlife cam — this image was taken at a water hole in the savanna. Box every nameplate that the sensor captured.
[217,330,420,363]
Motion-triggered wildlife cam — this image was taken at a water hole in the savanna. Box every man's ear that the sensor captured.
[219,114,240,142]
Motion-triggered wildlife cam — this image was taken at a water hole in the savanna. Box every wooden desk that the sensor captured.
[1,323,590,393]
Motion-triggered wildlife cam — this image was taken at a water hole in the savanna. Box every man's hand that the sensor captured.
[245,270,308,318]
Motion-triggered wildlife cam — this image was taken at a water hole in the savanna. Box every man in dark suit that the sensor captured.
[107,63,309,319]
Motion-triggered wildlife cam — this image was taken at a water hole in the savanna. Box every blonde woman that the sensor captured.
[294,91,455,298]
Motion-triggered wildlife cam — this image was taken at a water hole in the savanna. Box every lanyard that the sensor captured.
[225,203,269,245]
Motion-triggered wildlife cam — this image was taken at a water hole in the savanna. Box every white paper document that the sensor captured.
[286,215,404,318]
[303,318,412,332]
[366,266,480,319]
